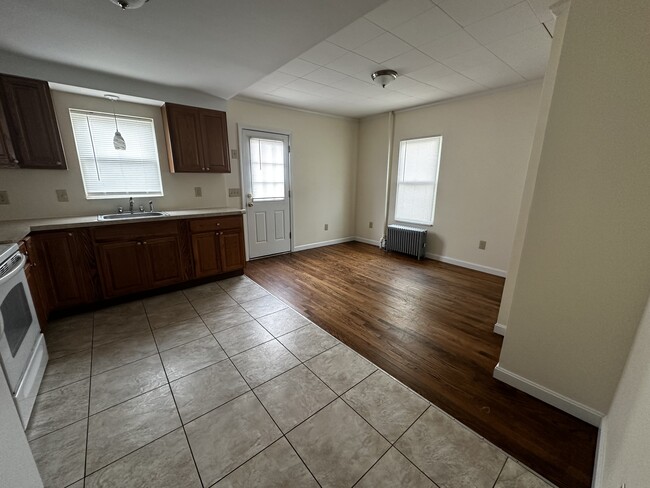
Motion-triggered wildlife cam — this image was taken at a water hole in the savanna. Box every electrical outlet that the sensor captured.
[229,188,241,198]
[56,189,69,202]
[0,191,9,205]
[230,149,238,160]
[194,187,202,197]
[479,240,487,250]
[369,221,373,229]
[324,224,328,231]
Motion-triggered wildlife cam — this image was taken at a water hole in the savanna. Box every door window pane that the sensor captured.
[249,138,285,199]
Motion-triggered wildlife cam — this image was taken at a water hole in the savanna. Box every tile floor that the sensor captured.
[27,275,555,488]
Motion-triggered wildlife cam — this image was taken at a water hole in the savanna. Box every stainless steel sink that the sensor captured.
[98,211,168,221]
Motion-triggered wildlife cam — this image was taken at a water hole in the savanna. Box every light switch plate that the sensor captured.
[479,240,487,250]
[324,224,329,231]
[230,149,238,160]
[228,188,241,198]
[56,189,69,202]
[194,187,202,197]
[0,191,9,205]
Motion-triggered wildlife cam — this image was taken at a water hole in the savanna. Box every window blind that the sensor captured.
[395,136,442,226]
[69,109,163,199]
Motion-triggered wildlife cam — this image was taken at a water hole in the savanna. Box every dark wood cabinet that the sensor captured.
[163,103,230,174]
[93,221,186,298]
[30,230,96,311]
[0,74,66,169]
[20,238,49,330]
[191,232,222,278]
[190,215,245,278]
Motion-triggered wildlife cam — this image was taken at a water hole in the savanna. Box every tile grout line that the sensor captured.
[491,457,509,488]
[82,310,96,482]
[145,298,206,488]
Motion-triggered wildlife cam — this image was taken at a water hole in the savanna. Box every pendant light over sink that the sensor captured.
[109,0,149,10]
[104,95,126,150]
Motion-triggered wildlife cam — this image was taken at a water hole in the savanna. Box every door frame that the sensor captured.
[238,124,294,261]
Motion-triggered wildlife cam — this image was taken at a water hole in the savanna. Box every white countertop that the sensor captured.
[0,208,245,244]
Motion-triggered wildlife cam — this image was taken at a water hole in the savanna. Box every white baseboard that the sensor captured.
[293,237,354,252]
[425,253,507,277]
[592,416,607,488]
[493,323,507,336]
[354,236,381,246]
[493,363,604,426]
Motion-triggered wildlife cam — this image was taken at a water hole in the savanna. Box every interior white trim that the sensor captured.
[592,416,606,488]
[426,253,507,277]
[354,236,381,246]
[493,363,604,426]
[493,323,507,336]
[293,237,355,252]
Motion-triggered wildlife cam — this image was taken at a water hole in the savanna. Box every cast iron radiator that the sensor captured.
[385,224,427,260]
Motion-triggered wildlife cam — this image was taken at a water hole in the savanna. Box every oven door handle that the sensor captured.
[0,252,26,286]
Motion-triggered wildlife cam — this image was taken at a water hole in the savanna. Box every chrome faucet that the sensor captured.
[129,197,134,214]
[149,200,154,212]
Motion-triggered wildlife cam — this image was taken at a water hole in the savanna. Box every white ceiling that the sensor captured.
[0,0,554,118]
[241,0,555,117]
[0,0,385,100]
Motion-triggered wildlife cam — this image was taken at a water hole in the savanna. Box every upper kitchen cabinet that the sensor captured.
[162,102,230,173]
[0,74,67,169]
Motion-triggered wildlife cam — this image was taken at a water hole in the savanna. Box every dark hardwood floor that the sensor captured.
[245,242,598,488]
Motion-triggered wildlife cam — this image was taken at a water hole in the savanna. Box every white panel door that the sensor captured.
[242,129,291,259]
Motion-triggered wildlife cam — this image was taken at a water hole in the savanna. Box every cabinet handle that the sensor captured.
[12,158,19,164]
[206,168,211,171]
[137,241,142,245]
[143,241,147,245]
[68,232,73,237]
[55,161,63,166]
[216,223,220,226]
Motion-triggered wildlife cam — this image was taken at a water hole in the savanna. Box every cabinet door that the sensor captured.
[191,232,222,278]
[143,236,185,288]
[163,104,203,173]
[34,231,92,308]
[199,109,230,173]
[96,241,148,298]
[0,99,18,168]
[219,229,245,272]
[0,75,66,169]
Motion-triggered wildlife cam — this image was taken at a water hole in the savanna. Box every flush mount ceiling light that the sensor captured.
[104,95,126,150]
[109,0,149,10]
[371,69,398,88]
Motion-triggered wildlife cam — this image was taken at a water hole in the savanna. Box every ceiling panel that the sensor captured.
[364,0,434,30]
[464,2,540,44]
[383,49,438,75]
[299,42,348,66]
[327,18,385,50]
[391,6,460,47]
[419,30,482,61]
[434,0,521,27]
[354,32,413,63]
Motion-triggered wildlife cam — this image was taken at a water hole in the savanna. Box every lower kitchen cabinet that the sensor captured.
[94,223,185,299]
[23,214,244,318]
[30,230,96,311]
[191,217,245,278]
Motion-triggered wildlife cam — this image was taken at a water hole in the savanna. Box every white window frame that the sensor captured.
[69,109,164,200]
[394,135,442,226]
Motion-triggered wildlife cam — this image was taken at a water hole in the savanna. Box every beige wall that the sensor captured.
[0,90,230,221]
[224,99,359,249]
[355,113,390,243]
[370,83,541,274]
[495,5,569,328]
[599,294,650,487]
[498,0,650,414]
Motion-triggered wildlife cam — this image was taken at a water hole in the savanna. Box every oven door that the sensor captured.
[0,252,40,393]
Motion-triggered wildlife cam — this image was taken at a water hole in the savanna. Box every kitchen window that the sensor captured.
[394,136,442,226]
[69,109,163,199]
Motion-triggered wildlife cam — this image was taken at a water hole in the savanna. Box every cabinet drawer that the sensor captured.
[93,220,180,242]
[189,215,242,233]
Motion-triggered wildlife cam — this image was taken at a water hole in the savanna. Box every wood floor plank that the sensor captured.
[245,242,597,488]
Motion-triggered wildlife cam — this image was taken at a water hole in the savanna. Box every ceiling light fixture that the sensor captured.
[104,95,126,150]
[371,69,398,88]
[109,0,149,10]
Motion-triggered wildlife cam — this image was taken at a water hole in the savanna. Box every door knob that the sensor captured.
[247,203,254,207]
